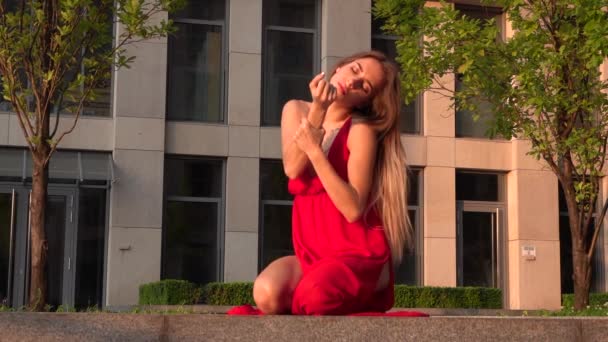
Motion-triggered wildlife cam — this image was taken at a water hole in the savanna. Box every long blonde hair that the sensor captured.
[329,50,412,265]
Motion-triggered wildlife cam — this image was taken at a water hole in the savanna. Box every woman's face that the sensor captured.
[329,57,386,109]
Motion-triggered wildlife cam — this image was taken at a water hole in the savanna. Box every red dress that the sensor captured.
[288,117,394,315]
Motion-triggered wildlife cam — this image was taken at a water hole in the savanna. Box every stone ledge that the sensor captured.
[0,313,607,342]
[105,304,533,317]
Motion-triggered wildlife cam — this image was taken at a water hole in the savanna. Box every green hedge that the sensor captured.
[562,293,608,308]
[393,285,502,309]
[139,279,202,305]
[140,280,502,308]
[202,282,255,306]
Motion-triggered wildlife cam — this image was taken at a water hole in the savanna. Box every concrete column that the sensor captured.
[106,19,168,305]
[224,154,260,282]
[221,0,263,282]
[423,166,456,286]
[321,0,372,73]
[506,169,561,309]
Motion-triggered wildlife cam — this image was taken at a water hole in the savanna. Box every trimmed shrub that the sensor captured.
[138,280,502,308]
[562,293,608,308]
[202,282,255,306]
[138,279,202,305]
[394,285,502,309]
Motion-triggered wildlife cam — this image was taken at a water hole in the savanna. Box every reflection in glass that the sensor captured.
[263,30,314,125]
[264,0,316,29]
[261,204,293,269]
[44,195,66,309]
[163,201,219,285]
[174,0,225,21]
[75,189,106,309]
[461,211,495,287]
[168,24,223,122]
[456,172,499,202]
[395,210,417,285]
[165,158,223,198]
[0,194,12,305]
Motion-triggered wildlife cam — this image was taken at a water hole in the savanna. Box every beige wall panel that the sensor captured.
[260,127,282,159]
[507,170,559,241]
[115,117,164,151]
[422,75,455,137]
[401,135,426,167]
[111,149,164,228]
[424,166,456,238]
[424,237,456,286]
[322,56,343,75]
[106,227,161,305]
[224,231,259,282]
[508,240,561,310]
[229,0,262,54]
[7,114,27,146]
[426,136,454,168]
[511,139,547,171]
[322,0,371,59]
[7,114,113,151]
[226,157,259,232]
[113,41,167,119]
[229,125,260,158]
[0,114,8,145]
[228,53,261,126]
[455,139,511,171]
[507,240,521,309]
[165,122,228,156]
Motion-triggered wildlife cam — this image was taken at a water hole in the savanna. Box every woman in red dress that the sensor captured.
[253,51,412,315]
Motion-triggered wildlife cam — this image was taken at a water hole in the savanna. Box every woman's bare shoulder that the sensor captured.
[283,99,311,118]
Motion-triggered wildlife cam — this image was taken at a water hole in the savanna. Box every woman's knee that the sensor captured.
[253,277,290,314]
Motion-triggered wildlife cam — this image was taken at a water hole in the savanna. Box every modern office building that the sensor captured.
[0,0,606,310]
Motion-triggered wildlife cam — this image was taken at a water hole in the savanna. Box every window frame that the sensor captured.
[166,0,229,123]
[161,156,226,284]
[260,0,321,126]
[258,159,294,271]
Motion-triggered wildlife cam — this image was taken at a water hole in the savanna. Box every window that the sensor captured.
[395,169,423,285]
[372,9,421,134]
[162,157,224,285]
[558,186,604,293]
[262,0,319,126]
[74,188,106,308]
[259,159,293,270]
[166,0,227,122]
[454,4,503,138]
[456,171,505,288]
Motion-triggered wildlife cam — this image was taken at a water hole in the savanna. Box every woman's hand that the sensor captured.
[309,72,337,113]
[294,118,325,156]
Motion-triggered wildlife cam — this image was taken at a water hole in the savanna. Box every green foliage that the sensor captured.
[545,305,608,316]
[139,281,501,309]
[393,285,502,309]
[201,282,255,306]
[138,279,202,305]
[0,0,184,148]
[562,293,608,308]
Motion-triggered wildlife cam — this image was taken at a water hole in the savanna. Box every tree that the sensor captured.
[374,0,608,310]
[0,0,182,310]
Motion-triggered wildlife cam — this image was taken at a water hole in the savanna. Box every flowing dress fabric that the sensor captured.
[288,117,394,315]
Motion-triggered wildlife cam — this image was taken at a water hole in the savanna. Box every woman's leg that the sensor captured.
[253,255,302,314]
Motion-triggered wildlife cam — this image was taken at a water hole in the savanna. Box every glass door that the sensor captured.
[0,189,16,306]
[457,202,505,288]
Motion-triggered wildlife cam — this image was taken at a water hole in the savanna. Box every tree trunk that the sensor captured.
[28,149,49,311]
[572,236,591,310]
